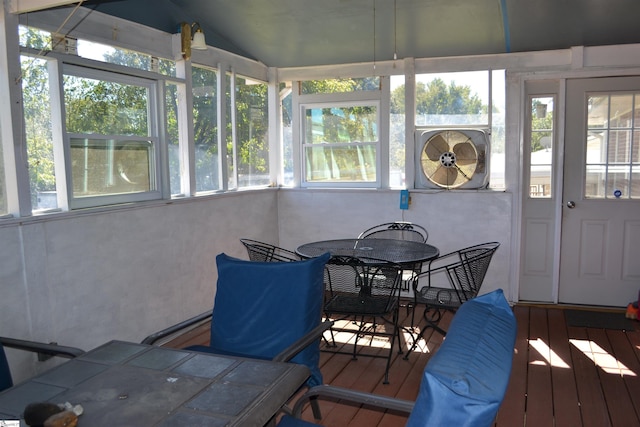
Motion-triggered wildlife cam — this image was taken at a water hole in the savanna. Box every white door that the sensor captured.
[559,76,640,307]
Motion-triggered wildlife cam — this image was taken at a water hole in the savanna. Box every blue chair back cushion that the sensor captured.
[206,252,330,387]
[0,344,12,391]
[406,289,516,427]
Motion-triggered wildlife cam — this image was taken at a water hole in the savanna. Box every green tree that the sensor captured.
[391,78,483,115]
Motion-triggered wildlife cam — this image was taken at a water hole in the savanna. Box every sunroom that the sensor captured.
[1,0,640,410]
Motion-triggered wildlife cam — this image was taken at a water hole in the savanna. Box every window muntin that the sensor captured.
[586,92,640,198]
[529,96,554,198]
[390,75,405,188]
[63,65,160,208]
[302,102,379,185]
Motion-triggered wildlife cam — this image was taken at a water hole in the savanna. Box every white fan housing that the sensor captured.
[414,129,490,189]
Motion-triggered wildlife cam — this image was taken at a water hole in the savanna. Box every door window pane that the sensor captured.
[529,97,554,198]
[586,92,640,199]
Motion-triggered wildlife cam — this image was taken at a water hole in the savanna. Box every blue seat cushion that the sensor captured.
[406,289,516,427]
[200,252,330,387]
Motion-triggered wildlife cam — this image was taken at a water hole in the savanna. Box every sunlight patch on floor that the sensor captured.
[529,338,570,368]
[321,322,432,353]
[570,339,636,377]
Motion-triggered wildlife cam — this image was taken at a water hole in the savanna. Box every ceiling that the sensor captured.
[28,0,640,68]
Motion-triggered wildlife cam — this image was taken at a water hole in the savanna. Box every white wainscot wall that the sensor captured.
[0,190,279,383]
[278,188,514,298]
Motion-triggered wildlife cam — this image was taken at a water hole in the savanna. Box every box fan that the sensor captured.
[414,129,490,189]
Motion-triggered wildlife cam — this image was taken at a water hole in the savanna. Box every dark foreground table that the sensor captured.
[0,340,309,426]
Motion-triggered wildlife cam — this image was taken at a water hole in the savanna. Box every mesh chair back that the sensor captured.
[324,256,402,315]
[445,242,500,300]
[240,238,301,262]
[358,222,428,243]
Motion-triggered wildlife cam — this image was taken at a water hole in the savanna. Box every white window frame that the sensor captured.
[60,64,163,209]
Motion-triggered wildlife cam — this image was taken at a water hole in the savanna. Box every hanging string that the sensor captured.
[373,0,376,73]
[393,0,397,60]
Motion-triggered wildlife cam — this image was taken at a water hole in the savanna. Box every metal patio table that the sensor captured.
[0,340,309,426]
[296,238,439,266]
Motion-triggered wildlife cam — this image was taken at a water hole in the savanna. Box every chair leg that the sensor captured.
[404,306,448,359]
[310,396,322,420]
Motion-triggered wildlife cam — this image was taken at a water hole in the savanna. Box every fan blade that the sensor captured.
[431,165,458,187]
[424,134,449,161]
[452,141,477,161]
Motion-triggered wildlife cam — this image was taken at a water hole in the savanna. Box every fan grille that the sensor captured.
[420,130,480,189]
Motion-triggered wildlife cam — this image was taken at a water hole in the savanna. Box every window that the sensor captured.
[586,92,640,198]
[413,70,505,189]
[298,77,384,187]
[63,66,160,208]
[302,102,380,185]
[529,96,554,198]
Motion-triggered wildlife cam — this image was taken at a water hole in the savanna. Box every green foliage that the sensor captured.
[391,78,483,115]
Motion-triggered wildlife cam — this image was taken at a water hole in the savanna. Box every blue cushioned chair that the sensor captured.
[280,289,516,427]
[0,337,85,392]
[142,252,331,419]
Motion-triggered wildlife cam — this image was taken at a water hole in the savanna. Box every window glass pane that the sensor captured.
[632,167,640,198]
[166,82,181,195]
[70,138,152,196]
[301,77,379,94]
[415,71,488,127]
[226,73,235,189]
[529,96,554,198]
[192,66,219,192]
[390,75,405,188]
[305,106,378,143]
[21,55,58,211]
[585,92,640,199]
[305,145,377,182]
[281,82,294,187]
[303,103,378,184]
[491,69,506,189]
[0,117,5,215]
[64,75,148,136]
[236,77,269,187]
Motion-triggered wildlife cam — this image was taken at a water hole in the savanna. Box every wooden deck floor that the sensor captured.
[162,302,640,426]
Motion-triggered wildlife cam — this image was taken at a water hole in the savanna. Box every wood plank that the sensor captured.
[587,328,638,426]
[495,305,528,426]
[547,308,582,426]
[568,325,612,427]
[523,306,555,426]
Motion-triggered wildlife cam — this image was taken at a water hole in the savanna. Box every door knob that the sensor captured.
[567,201,576,208]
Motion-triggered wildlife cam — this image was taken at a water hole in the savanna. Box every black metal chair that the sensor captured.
[0,336,85,392]
[322,255,403,384]
[358,221,429,243]
[240,238,301,262]
[358,221,429,298]
[406,242,500,356]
